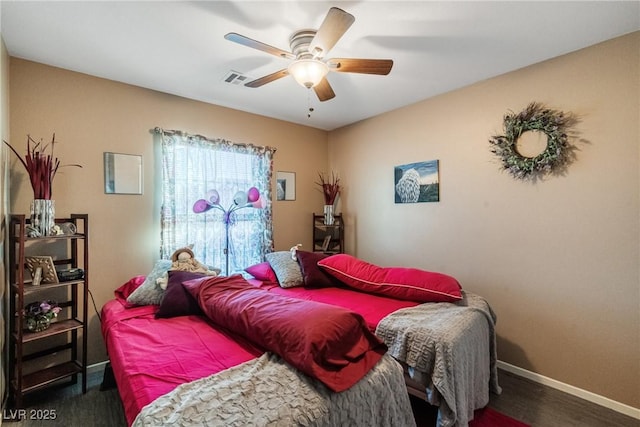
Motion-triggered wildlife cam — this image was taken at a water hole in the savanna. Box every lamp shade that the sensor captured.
[205,189,220,205]
[233,191,248,206]
[193,199,213,213]
[247,187,260,202]
[251,195,267,209]
[288,59,329,89]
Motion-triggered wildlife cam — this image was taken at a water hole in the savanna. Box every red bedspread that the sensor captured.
[101,298,262,426]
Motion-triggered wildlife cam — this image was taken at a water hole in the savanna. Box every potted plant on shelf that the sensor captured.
[23,300,61,332]
[3,134,82,236]
[316,172,340,225]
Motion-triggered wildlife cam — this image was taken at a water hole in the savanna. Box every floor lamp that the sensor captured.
[193,187,266,275]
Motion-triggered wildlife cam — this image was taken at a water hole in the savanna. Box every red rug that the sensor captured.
[410,395,529,427]
[470,407,529,427]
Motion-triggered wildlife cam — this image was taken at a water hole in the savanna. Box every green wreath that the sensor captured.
[489,102,575,180]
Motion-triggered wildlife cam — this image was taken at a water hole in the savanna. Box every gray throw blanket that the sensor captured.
[375,291,501,427]
[132,353,416,427]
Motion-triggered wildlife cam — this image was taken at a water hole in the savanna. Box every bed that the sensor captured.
[102,252,500,427]
[102,274,416,426]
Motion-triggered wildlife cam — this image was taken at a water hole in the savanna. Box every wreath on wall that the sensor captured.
[489,102,577,180]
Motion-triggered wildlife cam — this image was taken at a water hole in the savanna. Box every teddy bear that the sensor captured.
[157,246,219,289]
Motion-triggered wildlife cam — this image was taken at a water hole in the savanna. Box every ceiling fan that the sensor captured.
[224,7,393,102]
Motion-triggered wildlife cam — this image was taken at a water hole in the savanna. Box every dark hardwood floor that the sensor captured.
[486,370,638,427]
[5,367,638,426]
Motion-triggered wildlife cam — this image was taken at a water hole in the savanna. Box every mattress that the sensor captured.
[101,300,262,425]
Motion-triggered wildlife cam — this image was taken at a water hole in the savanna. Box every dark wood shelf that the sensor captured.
[312,213,344,254]
[22,233,86,242]
[17,319,83,343]
[20,361,83,393]
[13,279,86,295]
[8,214,89,408]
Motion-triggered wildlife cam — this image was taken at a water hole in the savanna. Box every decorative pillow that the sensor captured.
[155,270,207,318]
[264,251,303,288]
[126,260,172,306]
[296,250,341,288]
[244,262,278,283]
[317,254,462,303]
[114,276,146,306]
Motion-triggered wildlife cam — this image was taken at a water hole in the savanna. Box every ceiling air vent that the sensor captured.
[223,71,251,86]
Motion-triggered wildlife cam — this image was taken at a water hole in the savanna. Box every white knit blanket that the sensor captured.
[132,353,416,427]
[376,291,501,427]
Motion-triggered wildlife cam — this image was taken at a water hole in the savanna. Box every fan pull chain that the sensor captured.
[307,90,315,118]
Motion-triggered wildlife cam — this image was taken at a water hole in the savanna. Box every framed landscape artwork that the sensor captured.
[394,160,439,203]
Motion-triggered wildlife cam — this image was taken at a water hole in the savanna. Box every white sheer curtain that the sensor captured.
[157,128,275,275]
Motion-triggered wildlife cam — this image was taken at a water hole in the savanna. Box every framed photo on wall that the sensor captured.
[276,171,296,201]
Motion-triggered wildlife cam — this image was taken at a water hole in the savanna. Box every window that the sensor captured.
[158,129,275,274]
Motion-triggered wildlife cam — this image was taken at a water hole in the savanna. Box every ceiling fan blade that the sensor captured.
[308,7,355,58]
[313,77,336,102]
[327,58,394,75]
[245,69,289,88]
[225,32,296,60]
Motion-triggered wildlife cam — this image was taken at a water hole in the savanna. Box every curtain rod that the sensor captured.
[152,127,276,152]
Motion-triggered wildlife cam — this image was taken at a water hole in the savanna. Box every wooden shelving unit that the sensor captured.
[312,213,344,254]
[8,214,89,408]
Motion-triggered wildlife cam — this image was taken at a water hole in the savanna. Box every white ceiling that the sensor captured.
[1,1,639,131]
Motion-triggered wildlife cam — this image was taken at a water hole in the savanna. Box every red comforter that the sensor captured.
[184,274,387,392]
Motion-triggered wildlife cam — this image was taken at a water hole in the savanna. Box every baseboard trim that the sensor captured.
[87,360,110,375]
[497,360,640,420]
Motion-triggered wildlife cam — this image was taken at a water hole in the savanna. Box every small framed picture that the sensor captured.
[321,235,332,252]
[25,256,58,284]
[31,267,43,286]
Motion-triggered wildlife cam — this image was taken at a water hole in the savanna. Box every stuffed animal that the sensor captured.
[290,243,302,260]
[157,246,219,289]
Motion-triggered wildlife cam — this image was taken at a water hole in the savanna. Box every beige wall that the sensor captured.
[8,59,329,366]
[329,32,639,407]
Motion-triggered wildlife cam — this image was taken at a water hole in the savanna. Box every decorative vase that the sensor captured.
[30,199,55,237]
[323,204,335,225]
[26,316,51,333]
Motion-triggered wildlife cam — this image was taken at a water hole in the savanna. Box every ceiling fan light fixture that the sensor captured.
[288,59,329,89]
